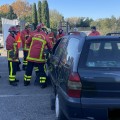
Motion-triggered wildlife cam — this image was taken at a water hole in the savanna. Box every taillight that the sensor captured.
[67,72,82,98]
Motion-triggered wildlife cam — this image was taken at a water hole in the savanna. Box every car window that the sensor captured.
[54,37,68,58]
[80,39,120,69]
[61,37,82,71]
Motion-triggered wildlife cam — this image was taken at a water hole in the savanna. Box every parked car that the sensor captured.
[47,34,120,120]
[0,33,4,48]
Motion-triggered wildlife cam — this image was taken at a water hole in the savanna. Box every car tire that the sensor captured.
[55,94,67,120]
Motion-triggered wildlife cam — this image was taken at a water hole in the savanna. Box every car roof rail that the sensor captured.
[106,32,120,36]
[68,31,86,37]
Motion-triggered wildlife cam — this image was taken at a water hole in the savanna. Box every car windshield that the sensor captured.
[81,39,120,68]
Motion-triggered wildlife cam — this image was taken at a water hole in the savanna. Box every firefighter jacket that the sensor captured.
[20,29,30,51]
[6,34,19,62]
[26,31,52,63]
[56,33,65,42]
[15,32,21,49]
[88,31,100,36]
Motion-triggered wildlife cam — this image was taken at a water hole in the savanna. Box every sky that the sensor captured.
[1,0,120,20]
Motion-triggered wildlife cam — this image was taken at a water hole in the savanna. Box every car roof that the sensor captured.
[64,35,120,43]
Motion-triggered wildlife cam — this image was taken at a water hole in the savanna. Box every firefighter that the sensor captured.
[56,28,65,42]
[15,25,21,49]
[24,23,52,88]
[47,28,55,48]
[20,22,31,70]
[6,26,19,86]
[88,26,100,36]
[15,25,21,71]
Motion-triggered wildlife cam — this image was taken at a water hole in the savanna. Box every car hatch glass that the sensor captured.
[80,39,120,69]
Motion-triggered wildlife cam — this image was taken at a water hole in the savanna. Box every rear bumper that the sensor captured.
[58,88,83,120]
[81,98,120,120]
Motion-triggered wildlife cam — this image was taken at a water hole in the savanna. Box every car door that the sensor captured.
[49,37,68,85]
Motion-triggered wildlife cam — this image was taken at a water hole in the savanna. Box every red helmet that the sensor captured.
[8,26,16,32]
[37,23,44,30]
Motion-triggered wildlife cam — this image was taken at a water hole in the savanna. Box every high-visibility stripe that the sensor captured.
[40,80,46,83]
[9,78,15,81]
[39,77,46,83]
[24,74,31,81]
[27,37,46,62]
[34,67,39,71]
[24,75,31,78]
[10,62,13,77]
[9,62,15,81]
[9,75,15,78]
[13,42,17,53]
[40,77,46,79]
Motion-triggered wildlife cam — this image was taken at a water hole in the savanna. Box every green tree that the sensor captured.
[38,1,42,23]
[6,6,17,20]
[49,10,63,33]
[32,3,38,29]
[41,0,50,27]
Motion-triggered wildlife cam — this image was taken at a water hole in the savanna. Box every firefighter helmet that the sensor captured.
[8,26,16,32]
[36,23,44,30]
[47,28,51,33]
[25,22,30,28]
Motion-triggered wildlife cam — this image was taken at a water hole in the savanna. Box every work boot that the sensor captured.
[9,81,17,86]
[40,83,47,89]
[24,81,30,86]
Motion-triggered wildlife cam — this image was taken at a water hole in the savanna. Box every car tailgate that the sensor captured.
[78,69,120,99]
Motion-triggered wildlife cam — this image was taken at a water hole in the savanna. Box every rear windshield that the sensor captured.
[79,39,120,69]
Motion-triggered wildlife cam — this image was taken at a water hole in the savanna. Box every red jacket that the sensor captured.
[26,31,52,63]
[56,33,65,42]
[20,29,30,51]
[88,31,100,36]
[6,34,19,62]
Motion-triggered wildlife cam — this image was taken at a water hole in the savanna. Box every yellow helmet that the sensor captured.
[25,22,30,28]
[47,28,51,33]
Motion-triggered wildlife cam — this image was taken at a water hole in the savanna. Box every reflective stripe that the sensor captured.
[23,61,28,65]
[9,62,15,81]
[24,75,31,81]
[9,78,15,81]
[24,75,31,78]
[40,77,46,79]
[13,42,17,54]
[27,37,46,62]
[9,75,15,78]
[34,67,39,71]
[39,77,46,83]
[10,62,13,76]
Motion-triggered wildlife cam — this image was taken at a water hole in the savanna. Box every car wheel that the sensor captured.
[55,94,67,120]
